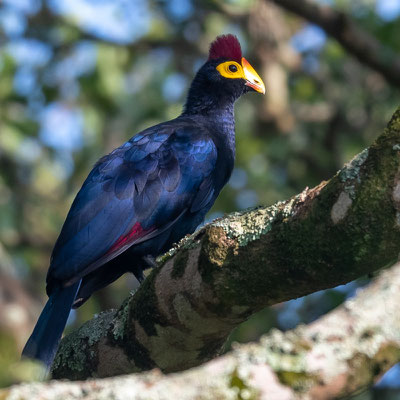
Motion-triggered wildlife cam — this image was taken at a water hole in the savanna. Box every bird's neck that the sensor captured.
[182,80,236,139]
[181,79,237,187]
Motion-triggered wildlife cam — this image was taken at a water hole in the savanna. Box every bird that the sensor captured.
[22,34,265,369]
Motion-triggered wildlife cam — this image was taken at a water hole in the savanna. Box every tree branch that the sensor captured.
[6,260,400,399]
[45,107,400,380]
[270,0,400,88]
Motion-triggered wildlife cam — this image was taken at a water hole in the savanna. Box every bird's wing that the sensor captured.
[47,120,217,288]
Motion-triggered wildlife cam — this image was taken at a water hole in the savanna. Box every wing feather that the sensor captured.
[48,119,218,287]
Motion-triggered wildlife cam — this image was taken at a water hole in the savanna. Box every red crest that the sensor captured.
[208,34,242,63]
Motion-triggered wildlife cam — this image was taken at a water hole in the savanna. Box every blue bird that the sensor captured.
[22,34,265,369]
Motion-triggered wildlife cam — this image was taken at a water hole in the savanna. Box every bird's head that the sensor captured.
[184,34,265,114]
[207,34,265,96]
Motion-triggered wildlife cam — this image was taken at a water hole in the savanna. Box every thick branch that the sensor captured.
[47,107,400,380]
[5,261,400,399]
[270,0,400,88]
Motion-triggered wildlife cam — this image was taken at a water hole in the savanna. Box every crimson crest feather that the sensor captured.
[208,34,242,63]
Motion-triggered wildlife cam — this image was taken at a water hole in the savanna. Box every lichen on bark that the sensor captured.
[6,261,400,400]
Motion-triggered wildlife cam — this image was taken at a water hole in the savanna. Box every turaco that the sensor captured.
[22,34,265,369]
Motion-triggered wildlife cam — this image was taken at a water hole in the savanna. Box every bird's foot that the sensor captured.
[142,255,158,269]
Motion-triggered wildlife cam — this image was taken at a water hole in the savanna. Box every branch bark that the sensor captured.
[270,0,400,88]
[44,107,400,380]
[5,260,400,399]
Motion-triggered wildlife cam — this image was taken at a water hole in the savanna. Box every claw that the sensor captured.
[142,255,158,269]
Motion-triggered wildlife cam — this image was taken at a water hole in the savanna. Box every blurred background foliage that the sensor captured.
[0,0,400,396]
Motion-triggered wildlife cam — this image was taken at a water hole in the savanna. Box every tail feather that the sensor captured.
[22,281,81,369]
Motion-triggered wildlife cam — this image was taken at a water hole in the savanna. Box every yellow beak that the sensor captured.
[241,57,265,94]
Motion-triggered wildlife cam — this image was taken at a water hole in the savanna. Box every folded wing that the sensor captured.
[47,119,217,292]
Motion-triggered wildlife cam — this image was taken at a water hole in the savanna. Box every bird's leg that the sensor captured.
[135,271,144,284]
[128,255,157,285]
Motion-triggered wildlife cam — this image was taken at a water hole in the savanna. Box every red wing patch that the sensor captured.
[106,222,153,255]
[66,222,159,286]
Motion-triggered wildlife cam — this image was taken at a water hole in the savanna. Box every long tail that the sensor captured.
[22,280,81,369]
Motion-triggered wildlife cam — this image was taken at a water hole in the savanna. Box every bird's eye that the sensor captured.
[228,64,238,72]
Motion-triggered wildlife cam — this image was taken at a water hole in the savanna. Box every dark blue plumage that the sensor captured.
[22,282,80,367]
[22,34,265,369]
